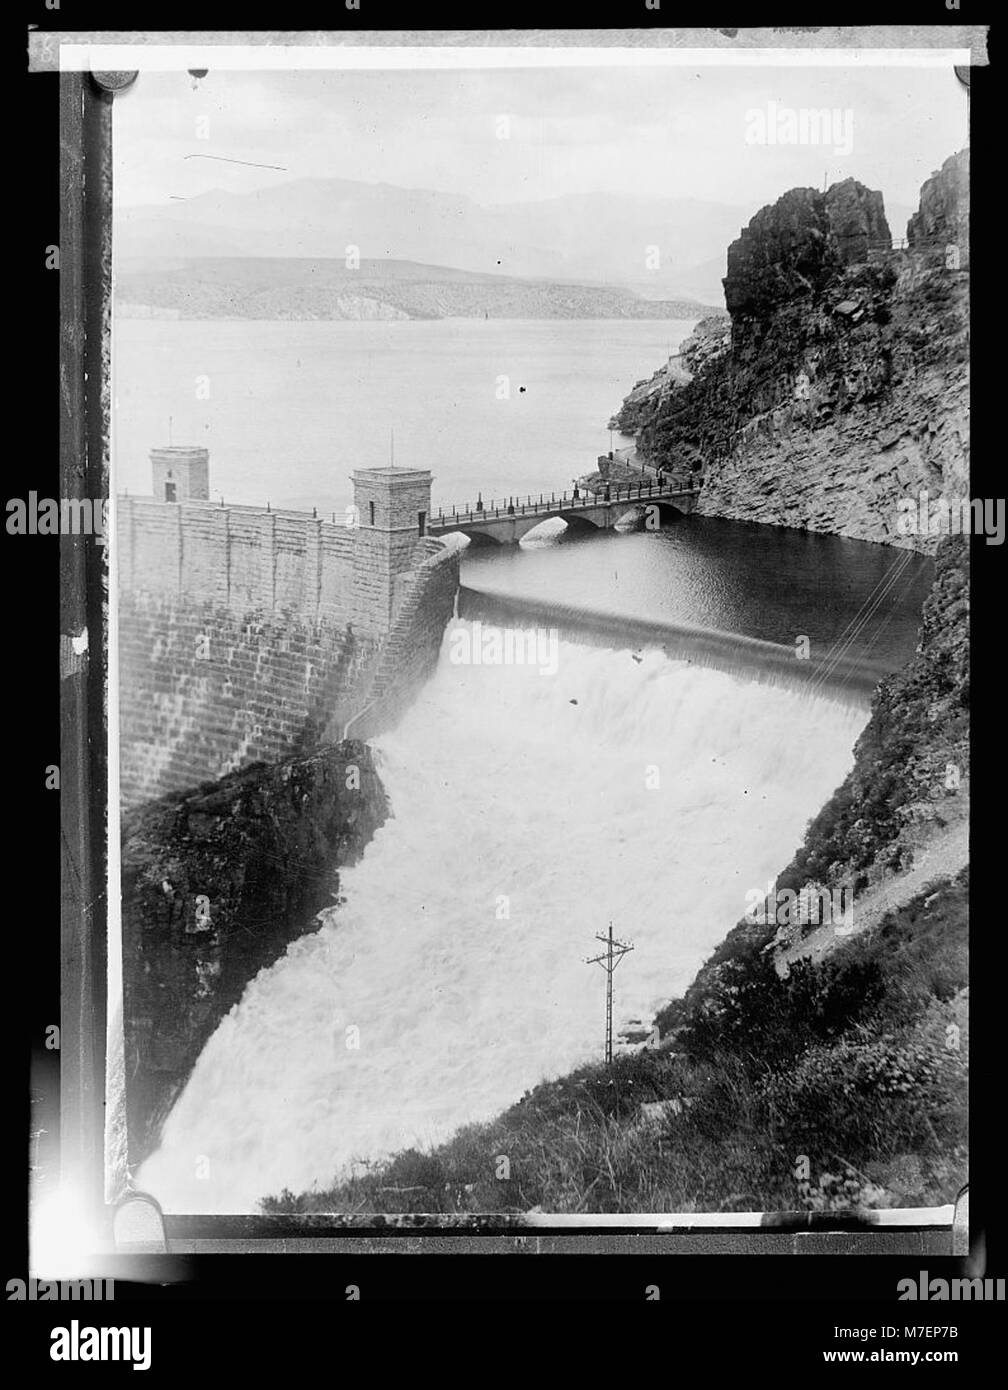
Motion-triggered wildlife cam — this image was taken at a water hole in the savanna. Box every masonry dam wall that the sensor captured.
[337,537,463,743]
[116,469,460,809]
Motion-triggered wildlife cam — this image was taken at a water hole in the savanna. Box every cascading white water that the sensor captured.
[137,623,868,1212]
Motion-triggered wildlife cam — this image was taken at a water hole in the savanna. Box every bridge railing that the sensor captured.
[429,476,698,527]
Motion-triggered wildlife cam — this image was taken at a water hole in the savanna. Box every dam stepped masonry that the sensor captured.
[117,449,460,808]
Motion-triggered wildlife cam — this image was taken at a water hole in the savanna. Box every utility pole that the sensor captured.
[586,922,634,1065]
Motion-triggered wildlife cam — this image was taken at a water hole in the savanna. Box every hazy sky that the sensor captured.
[115,62,967,217]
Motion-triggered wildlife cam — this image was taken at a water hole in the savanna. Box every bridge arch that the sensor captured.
[516,511,604,544]
[434,526,505,547]
[554,512,603,539]
[428,483,697,546]
[616,499,691,533]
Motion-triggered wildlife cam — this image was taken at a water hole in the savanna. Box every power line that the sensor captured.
[831,553,928,702]
[808,548,918,696]
[586,922,634,1066]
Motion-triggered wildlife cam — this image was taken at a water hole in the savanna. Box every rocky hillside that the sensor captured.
[115,257,712,322]
[609,314,730,434]
[662,534,968,1025]
[908,150,970,265]
[611,157,970,548]
[120,742,388,1169]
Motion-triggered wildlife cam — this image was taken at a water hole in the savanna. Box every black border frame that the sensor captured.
[30,18,996,1303]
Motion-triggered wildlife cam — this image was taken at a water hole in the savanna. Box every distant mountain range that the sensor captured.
[116,177,751,309]
[115,256,715,322]
[115,178,919,321]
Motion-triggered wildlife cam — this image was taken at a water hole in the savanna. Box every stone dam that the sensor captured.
[116,448,461,809]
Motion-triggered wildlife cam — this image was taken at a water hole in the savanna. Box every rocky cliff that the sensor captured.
[723,178,891,327]
[907,150,970,266]
[121,742,388,1167]
[611,159,969,549]
[610,314,729,435]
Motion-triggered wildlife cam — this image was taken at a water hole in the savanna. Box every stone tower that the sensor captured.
[151,446,210,503]
[351,467,433,635]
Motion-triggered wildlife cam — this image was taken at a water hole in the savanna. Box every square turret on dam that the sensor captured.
[150,446,210,504]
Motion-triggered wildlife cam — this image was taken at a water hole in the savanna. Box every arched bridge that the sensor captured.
[428,477,700,545]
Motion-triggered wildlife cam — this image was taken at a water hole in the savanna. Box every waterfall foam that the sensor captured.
[137,623,868,1212]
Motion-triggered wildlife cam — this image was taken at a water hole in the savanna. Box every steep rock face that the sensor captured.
[610,314,729,434]
[681,313,732,374]
[784,535,969,886]
[613,157,968,549]
[723,187,828,324]
[907,149,970,265]
[694,262,969,548]
[121,742,388,1166]
[723,180,890,331]
[609,359,689,434]
[824,178,891,267]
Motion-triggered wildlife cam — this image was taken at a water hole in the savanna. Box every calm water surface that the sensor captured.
[461,517,933,694]
[113,316,697,510]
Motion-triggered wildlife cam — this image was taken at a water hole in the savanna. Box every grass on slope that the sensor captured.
[263,870,967,1216]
